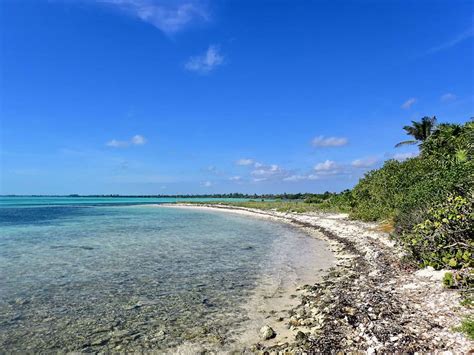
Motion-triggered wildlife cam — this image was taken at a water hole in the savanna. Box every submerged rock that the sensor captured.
[259,325,276,340]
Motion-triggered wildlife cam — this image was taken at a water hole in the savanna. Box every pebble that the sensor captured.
[259,325,276,340]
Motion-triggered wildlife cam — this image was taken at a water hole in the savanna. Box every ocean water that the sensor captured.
[0,197,333,352]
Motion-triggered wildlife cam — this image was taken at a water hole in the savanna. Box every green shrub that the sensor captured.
[350,121,473,223]
[443,272,455,288]
[443,270,474,289]
[454,317,474,340]
[399,194,473,269]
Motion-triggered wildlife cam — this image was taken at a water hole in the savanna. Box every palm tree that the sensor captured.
[395,116,437,147]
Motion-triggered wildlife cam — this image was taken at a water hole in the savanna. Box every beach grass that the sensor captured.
[184,199,350,214]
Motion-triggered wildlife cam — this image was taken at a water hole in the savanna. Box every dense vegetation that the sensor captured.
[350,119,473,271]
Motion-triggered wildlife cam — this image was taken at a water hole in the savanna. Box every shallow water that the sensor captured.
[0,197,333,352]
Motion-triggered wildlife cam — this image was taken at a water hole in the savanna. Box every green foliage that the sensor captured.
[304,190,353,212]
[421,121,473,161]
[443,272,455,288]
[442,270,474,289]
[349,119,473,270]
[352,120,473,223]
[400,194,473,269]
[351,156,472,223]
[454,317,474,340]
[460,293,474,307]
[395,116,437,147]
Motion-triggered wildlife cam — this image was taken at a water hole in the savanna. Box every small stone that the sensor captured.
[259,325,276,340]
[295,331,308,344]
[155,330,165,340]
[91,336,110,346]
[344,307,357,316]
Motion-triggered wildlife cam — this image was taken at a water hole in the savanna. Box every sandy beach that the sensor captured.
[163,203,473,353]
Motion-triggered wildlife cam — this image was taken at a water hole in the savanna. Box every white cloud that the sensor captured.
[351,157,379,168]
[201,180,212,187]
[236,158,254,166]
[440,93,456,102]
[282,175,304,182]
[392,152,418,161]
[236,159,292,182]
[185,45,224,74]
[427,27,474,54]
[314,160,338,172]
[249,163,292,182]
[106,139,129,148]
[229,176,241,181]
[401,98,417,109]
[131,134,147,145]
[274,156,384,183]
[252,164,282,177]
[106,134,147,148]
[98,0,209,34]
[312,136,348,147]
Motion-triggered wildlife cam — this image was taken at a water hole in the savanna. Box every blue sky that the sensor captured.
[1,0,473,195]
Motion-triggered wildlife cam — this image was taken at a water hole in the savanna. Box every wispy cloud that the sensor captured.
[401,97,417,109]
[235,160,292,182]
[392,152,418,161]
[236,158,254,166]
[440,93,456,103]
[314,160,338,172]
[251,164,287,180]
[98,0,209,34]
[351,157,379,168]
[106,139,130,148]
[232,155,384,184]
[311,136,348,147]
[185,45,224,74]
[283,174,318,182]
[400,97,417,110]
[131,134,147,145]
[106,134,147,148]
[427,27,474,54]
[283,160,342,182]
[201,180,213,187]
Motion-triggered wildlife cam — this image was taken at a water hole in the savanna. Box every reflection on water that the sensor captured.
[0,201,333,352]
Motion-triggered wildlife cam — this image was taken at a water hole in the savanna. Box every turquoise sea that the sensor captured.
[0,197,333,352]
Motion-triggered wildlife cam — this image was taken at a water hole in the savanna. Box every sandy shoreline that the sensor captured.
[163,204,336,350]
[160,203,473,353]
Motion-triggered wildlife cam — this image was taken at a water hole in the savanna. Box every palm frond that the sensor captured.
[395,140,417,148]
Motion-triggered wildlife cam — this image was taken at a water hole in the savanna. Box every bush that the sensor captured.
[443,270,474,289]
[349,120,473,270]
[350,121,473,223]
[399,194,473,269]
[454,317,474,340]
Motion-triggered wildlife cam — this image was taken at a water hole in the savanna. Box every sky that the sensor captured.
[0,0,473,195]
